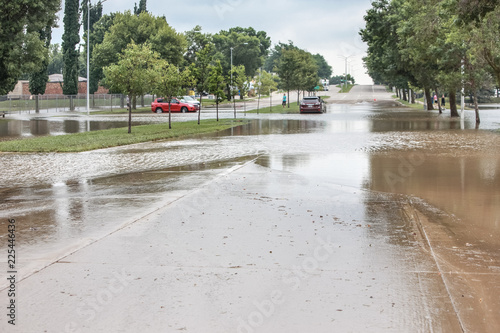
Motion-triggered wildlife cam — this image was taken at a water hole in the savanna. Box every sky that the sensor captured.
[53,0,374,84]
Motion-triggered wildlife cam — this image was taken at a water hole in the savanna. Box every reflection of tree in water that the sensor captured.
[368,111,474,132]
[30,119,49,135]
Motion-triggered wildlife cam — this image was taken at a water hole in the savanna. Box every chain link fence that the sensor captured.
[0,94,154,114]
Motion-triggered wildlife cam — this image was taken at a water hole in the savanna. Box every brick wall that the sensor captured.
[21,81,109,96]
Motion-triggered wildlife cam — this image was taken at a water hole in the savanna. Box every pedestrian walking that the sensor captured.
[433,94,438,105]
[441,94,445,108]
[282,94,287,108]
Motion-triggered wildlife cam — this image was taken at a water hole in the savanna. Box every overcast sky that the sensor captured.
[53,0,373,84]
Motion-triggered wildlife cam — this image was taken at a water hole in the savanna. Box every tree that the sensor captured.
[263,41,298,73]
[103,42,160,133]
[0,0,60,95]
[29,24,52,112]
[93,11,186,99]
[88,13,116,94]
[80,0,103,83]
[456,0,498,23]
[153,62,192,129]
[63,0,81,98]
[276,48,318,106]
[134,0,147,15]
[231,65,250,100]
[48,44,64,75]
[313,54,332,79]
[184,25,213,68]
[189,44,214,125]
[256,70,278,96]
[212,27,271,98]
[207,60,226,121]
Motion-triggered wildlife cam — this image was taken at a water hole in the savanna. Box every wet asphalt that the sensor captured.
[0,85,499,332]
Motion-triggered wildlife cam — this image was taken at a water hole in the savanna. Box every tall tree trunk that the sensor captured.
[132,95,137,110]
[198,95,202,125]
[410,89,415,104]
[141,95,144,107]
[128,95,132,133]
[449,91,459,117]
[434,89,442,114]
[473,90,480,125]
[402,89,407,102]
[424,87,433,110]
[168,102,171,129]
[35,95,40,113]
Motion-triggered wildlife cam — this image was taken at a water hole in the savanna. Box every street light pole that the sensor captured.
[230,47,233,103]
[87,0,90,116]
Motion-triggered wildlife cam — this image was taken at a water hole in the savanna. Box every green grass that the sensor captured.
[246,102,300,114]
[0,119,247,153]
[338,84,355,93]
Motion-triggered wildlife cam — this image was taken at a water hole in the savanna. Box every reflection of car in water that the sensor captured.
[300,96,326,113]
[151,98,199,113]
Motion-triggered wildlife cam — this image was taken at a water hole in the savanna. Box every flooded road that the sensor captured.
[0,85,499,332]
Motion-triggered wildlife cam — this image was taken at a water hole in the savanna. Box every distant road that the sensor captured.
[328,84,396,104]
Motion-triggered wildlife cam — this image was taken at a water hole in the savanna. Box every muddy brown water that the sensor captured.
[0,98,499,331]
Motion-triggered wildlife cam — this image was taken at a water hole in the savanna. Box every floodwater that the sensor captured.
[0,86,499,332]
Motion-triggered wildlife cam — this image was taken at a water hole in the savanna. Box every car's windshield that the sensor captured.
[183,96,196,101]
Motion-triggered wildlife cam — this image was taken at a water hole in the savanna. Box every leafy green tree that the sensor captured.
[88,13,116,94]
[470,6,500,87]
[184,25,213,68]
[213,27,271,98]
[263,41,298,72]
[256,70,278,96]
[207,60,226,121]
[93,11,187,78]
[29,24,52,112]
[296,50,319,98]
[313,54,332,79]
[80,0,103,82]
[48,44,64,75]
[276,48,318,105]
[63,0,81,98]
[276,48,301,107]
[456,0,498,23]
[232,65,250,100]
[153,62,192,129]
[0,0,60,95]
[134,0,147,15]
[190,44,214,124]
[103,42,160,133]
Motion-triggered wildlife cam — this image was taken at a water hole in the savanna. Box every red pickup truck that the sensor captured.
[151,98,199,113]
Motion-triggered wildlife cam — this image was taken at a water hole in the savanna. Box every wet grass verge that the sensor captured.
[0,119,248,153]
[246,102,300,114]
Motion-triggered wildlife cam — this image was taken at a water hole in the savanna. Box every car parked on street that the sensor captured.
[180,95,200,107]
[151,98,199,113]
[300,96,326,113]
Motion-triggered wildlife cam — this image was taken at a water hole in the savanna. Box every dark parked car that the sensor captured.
[151,98,199,113]
[300,96,326,113]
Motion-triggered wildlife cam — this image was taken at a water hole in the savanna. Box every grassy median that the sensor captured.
[0,119,247,153]
[246,102,300,114]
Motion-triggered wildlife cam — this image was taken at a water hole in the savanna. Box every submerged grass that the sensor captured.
[0,119,247,153]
